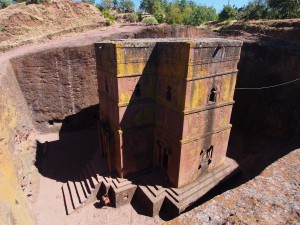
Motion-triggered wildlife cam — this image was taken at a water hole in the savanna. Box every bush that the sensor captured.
[129,13,138,22]
[102,9,115,24]
[241,22,247,30]
[219,4,238,21]
[0,25,5,31]
[0,0,11,9]
[141,16,158,25]
[26,0,47,4]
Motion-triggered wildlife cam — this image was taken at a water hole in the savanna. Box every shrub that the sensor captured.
[26,0,47,4]
[141,16,158,25]
[129,13,138,22]
[102,9,115,24]
[0,0,12,9]
[0,25,5,31]
[241,22,247,30]
[219,4,238,21]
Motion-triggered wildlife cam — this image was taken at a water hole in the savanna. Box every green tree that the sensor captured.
[183,5,218,26]
[0,0,11,9]
[119,0,134,12]
[219,4,238,21]
[268,0,300,18]
[166,3,182,24]
[152,1,165,23]
[240,0,270,20]
[113,0,118,9]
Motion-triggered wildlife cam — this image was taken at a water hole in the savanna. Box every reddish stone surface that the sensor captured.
[167,149,300,225]
[95,39,242,188]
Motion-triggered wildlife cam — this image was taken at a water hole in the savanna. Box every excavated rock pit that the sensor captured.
[0,24,299,224]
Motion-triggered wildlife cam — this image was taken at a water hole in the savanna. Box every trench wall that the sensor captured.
[10,45,98,132]
[0,24,299,224]
[233,41,300,136]
[0,60,36,225]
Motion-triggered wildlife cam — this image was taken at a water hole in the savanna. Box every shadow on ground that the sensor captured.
[35,104,100,183]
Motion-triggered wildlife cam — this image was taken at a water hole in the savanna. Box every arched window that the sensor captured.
[208,87,217,103]
[166,86,172,102]
[134,83,141,98]
[105,80,109,93]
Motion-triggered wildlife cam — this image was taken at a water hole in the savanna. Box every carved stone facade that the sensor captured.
[95,39,242,189]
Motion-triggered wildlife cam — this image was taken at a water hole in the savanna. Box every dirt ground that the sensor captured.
[33,129,164,225]
[0,0,106,51]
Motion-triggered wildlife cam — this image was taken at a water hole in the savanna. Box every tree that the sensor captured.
[119,0,134,12]
[152,1,165,23]
[240,0,270,20]
[268,0,300,18]
[166,3,182,24]
[113,0,118,9]
[100,0,113,9]
[183,5,218,26]
[0,0,11,9]
[140,0,159,13]
[219,4,238,21]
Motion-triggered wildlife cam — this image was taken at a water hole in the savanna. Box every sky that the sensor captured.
[94,0,251,12]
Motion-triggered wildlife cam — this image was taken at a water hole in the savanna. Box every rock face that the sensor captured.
[11,45,98,132]
[233,40,300,137]
[0,60,36,225]
[167,149,300,225]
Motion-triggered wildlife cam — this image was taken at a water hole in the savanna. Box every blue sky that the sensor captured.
[94,0,251,12]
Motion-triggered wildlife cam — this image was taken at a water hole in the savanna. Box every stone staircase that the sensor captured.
[62,155,137,215]
[62,156,238,216]
[61,156,105,215]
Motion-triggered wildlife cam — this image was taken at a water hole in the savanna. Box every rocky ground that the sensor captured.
[0,0,105,51]
[167,148,300,225]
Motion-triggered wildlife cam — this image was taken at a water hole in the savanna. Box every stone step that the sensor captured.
[73,176,87,204]
[67,181,81,209]
[146,185,165,197]
[62,184,74,215]
[112,178,132,189]
[84,164,98,187]
[82,166,95,190]
[86,161,99,182]
[79,171,92,195]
